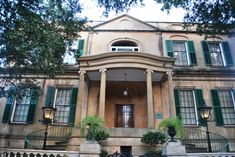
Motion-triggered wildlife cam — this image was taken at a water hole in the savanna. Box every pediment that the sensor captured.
[93,14,159,31]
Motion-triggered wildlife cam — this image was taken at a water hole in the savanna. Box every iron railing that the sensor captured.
[182,128,229,153]
[25,125,73,149]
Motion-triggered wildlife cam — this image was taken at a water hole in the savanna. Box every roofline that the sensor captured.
[92,14,160,30]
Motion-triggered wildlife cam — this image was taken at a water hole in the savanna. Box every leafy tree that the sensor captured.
[0,0,86,97]
[97,0,235,36]
[0,0,86,78]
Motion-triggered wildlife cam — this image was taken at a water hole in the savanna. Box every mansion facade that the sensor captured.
[0,15,235,156]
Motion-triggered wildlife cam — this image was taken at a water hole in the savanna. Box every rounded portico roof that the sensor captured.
[79,52,175,72]
[79,52,175,82]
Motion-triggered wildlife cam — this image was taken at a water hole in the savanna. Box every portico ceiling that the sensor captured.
[87,68,164,82]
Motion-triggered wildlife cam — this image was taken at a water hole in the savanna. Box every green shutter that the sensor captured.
[2,96,14,123]
[45,86,56,106]
[77,39,85,57]
[68,88,78,126]
[195,89,206,126]
[174,89,181,117]
[222,42,233,66]
[27,89,39,124]
[201,41,212,65]
[211,89,224,126]
[166,40,174,57]
[187,41,197,65]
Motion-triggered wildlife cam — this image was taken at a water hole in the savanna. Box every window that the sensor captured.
[115,104,134,128]
[202,41,233,67]
[63,39,85,65]
[111,40,139,52]
[54,89,72,123]
[2,88,38,124]
[166,40,197,66]
[174,89,205,126]
[45,86,78,125]
[12,89,31,122]
[211,89,235,126]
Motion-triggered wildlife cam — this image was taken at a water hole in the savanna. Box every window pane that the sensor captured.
[173,41,188,65]
[218,90,235,125]
[12,89,31,122]
[54,89,72,124]
[179,90,197,125]
[208,43,224,66]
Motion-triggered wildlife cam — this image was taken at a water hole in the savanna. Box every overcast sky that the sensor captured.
[80,0,185,22]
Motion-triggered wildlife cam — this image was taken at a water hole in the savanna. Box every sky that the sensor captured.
[79,0,185,22]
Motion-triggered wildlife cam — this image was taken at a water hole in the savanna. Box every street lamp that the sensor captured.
[42,106,56,150]
[198,102,212,152]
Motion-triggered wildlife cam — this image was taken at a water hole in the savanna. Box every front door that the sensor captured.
[115,104,134,128]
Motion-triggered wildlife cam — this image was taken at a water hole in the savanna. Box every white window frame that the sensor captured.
[208,42,226,66]
[179,89,199,126]
[52,87,72,125]
[218,89,235,125]
[10,89,31,124]
[173,41,190,66]
[63,41,78,65]
[111,46,139,52]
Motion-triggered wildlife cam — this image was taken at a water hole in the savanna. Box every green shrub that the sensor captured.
[100,149,108,157]
[141,131,166,147]
[144,150,162,157]
[79,115,109,142]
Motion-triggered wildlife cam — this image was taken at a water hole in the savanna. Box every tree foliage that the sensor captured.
[98,0,235,36]
[0,0,86,78]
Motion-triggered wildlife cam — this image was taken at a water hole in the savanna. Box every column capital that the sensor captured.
[78,70,86,75]
[166,71,174,76]
[146,69,153,73]
[99,68,107,73]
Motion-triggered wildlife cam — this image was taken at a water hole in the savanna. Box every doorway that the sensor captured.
[115,104,134,128]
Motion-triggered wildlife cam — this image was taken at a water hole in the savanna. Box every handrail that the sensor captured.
[25,125,74,149]
[182,128,229,153]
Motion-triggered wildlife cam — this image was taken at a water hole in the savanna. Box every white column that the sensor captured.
[98,69,107,119]
[166,71,176,118]
[146,69,154,128]
[75,70,86,124]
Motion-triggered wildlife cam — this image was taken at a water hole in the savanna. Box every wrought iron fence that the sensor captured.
[25,125,73,149]
[182,127,229,153]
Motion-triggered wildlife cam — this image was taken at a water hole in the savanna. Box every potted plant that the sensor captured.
[141,131,167,156]
[158,117,183,142]
[79,115,109,143]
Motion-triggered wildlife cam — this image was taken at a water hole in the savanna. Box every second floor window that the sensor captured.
[166,40,197,66]
[202,41,233,67]
[111,40,139,52]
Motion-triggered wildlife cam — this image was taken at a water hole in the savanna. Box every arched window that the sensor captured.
[111,40,139,52]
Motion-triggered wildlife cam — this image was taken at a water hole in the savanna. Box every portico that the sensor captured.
[75,52,175,128]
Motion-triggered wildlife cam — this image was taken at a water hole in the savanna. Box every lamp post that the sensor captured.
[41,106,56,150]
[198,103,212,152]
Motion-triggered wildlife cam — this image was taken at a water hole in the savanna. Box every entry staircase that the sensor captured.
[182,128,230,153]
[25,126,230,153]
[25,125,73,150]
